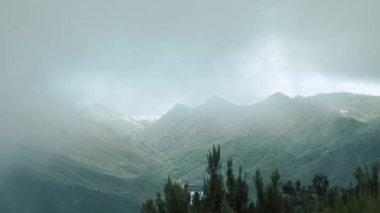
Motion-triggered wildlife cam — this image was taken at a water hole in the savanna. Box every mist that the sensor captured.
[1,0,380,117]
[1,1,380,212]
[1,0,380,171]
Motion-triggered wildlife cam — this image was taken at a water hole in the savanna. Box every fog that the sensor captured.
[1,0,380,117]
[1,2,380,212]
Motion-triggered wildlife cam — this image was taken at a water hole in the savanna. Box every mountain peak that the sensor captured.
[171,103,191,111]
[157,103,192,122]
[265,92,292,102]
[200,95,234,109]
[257,92,293,107]
[270,92,290,99]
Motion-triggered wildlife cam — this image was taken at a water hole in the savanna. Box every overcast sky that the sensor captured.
[1,0,380,115]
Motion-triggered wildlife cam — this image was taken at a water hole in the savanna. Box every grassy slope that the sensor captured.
[0,111,167,213]
[308,92,380,122]
[0,163,140,213]
[2,93,380,212]
[142,93,380,187]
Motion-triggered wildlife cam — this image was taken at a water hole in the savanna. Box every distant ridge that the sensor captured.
[203,95,230,105]
[198,95,235,110]
[142,92,380,186]
[170,103,191,111]
[153,92,380,134]
[264,92,292,102]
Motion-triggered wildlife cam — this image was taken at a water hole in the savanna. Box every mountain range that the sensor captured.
[1,92,380,212]
[141,92,380,186]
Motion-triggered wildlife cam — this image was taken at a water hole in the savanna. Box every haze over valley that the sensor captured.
[2,92,380,212]
[1,0,380,212]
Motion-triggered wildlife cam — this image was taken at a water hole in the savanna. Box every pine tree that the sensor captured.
[312,173,329,197]
[254,169,265,212]
[226,158,236,209]
[235,166,249,212]
[163,177,190,213]
[354,166,366,194]
[312,173,329,209]
[369,162,379,197]
[142,146,380,213]
[142,199,157,213]
[155,192,166,213]
[354,162,379,198]
[225,159,250,212]
[266,169,283,213]
[254,169,283,213]
[203,145,225,213]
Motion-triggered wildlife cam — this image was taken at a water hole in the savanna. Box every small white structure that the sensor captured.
[188,185,204,205]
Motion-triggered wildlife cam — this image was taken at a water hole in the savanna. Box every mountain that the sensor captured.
[86,104,160,133]
[0,106,166,213]
[262,92,292,104]
[308,92,380,122]
[141,92,380,185]
[2,92,380,212]
[198,95,236,111]
[140,97,247,158]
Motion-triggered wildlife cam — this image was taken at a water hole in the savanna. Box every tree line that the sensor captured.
[142,145,379,213]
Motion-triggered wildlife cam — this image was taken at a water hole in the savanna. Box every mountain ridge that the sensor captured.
[3,92,380,213]
[141,92,380,185]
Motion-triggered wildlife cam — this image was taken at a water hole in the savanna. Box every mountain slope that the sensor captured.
[0,106,167,213]
[2,92,380,212]
[308,92,380,122]
[141,93,380,185]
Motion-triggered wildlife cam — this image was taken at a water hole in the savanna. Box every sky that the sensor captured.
[1,0,380,115]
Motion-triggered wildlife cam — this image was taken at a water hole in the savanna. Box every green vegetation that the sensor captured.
[0,112,166,213]
[142,93,380,186]
[142,145,380,213]
[2,93,380,212]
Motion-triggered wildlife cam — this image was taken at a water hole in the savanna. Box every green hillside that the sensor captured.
[142,93,380,186]
[2,92,380,212]
[0,108,167,213]
[308,92,380,122]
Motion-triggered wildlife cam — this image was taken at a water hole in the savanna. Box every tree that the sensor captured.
[369,162,379,197]
[141,146,380,213]
[312,173,329,209]
[155,192,166,213]
[254,169,283,213]
[354,162,379,198]
[142,178,190,213]
[226,158,236,209]
[163,177,190,213]
[203,145,225,213]
[312,173,329,197]
[142,199,157,213]
[265,169,283,213]
[354,166,366,195]
[226,159,249,212]
[235,166,249,212]
[254,169,265,212]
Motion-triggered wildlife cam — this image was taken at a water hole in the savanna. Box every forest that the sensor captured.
[142,145,380,213]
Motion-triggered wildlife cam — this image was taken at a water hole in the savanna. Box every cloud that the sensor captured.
[1,0,380,115]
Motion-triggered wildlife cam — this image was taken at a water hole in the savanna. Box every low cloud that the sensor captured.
[1,0,380,115]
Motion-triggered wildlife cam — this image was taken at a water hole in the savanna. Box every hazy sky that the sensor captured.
[1,0,380,115]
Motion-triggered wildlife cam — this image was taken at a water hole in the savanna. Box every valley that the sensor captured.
[1,92,380,212]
